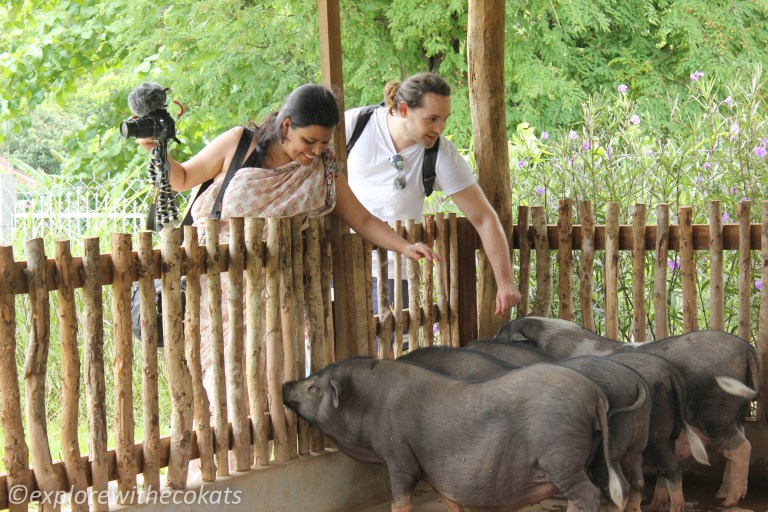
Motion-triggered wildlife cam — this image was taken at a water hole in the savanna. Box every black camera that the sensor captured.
[120,108,176,140]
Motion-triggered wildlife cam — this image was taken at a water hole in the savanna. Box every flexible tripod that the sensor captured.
[147,139,180,231]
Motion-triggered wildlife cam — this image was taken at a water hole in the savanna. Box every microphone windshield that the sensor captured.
[127,82,167,117]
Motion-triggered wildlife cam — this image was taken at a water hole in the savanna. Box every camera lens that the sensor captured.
[120,117,157,139]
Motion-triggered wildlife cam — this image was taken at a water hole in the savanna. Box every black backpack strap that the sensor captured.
[208,127,255,220]
[422,138,439,197]
[346,103,384,154]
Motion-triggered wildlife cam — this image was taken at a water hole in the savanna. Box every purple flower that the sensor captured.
[618,84,628,93]
[695,175,702,184]
[644,149,655,156]
[630,115,641,125]
[757,280,763,292]
[668,259,680,271]
[583,140,590,150]
[722,96,734,107]
[518,160,527,167]
[690,70,703,82]
[729,186,736,194]
[754,146,767,157]
[433,323,439,334]
[703,162,712,169]
[741,197,748,203]
[535,186,545,197]
[722,212,730,223]
[568,130,578,140]
[541,131,549,140]
[730,123,740,135]
[605,145,613,158]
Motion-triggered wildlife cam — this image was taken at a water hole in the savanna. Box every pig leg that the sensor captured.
[554,472,603,512]
[664,477,686,512]
[621,454,645,512]
[717,438,751,506]
[645,440,685,511]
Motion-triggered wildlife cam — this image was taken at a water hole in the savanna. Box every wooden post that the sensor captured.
[557,199,574,321]
[110,233,137,503]
[577,201,595,331]
[184,226,215,480]
[757,201,768,422]
[245,217,270,465]
[605,203,620,339]
[631,204,647,341]
[468,0,512,336]
[530,206,552,317]
[0,245,32,512]
[448,214,461,345]
[737,201,751,341]
[228,217,251,469]
[393,220,404,356]
[82,237,108,510]
[54,240,88,512]
[363,240,375,356]
[708,201,725,331]
[456,218,478,344]
[349,234,369,356]
[305,218,328,451]
[422,216,435,347]
[376,244,392,359]
[24,238,61,512]
[162,227,194,488]
[406,219,422,347]
[277,218,298,458]
[678,206,698,333]
[653,204,670,339]
[435,213,450,345]
[137,231,160,491]
[517,206,531,318]
[205,219,229,476]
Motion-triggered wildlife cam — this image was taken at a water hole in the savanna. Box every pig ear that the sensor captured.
[330,379,341,408]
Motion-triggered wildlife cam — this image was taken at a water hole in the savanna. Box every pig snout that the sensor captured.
[282,380,300,409]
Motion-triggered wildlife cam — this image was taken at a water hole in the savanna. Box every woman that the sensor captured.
[138,83,439,384]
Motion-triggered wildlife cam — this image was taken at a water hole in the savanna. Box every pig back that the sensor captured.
[397,346,518,380]
[464,338,554,366]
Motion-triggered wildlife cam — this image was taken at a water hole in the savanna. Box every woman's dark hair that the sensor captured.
[384,73,451,114]
[250,84,340,154]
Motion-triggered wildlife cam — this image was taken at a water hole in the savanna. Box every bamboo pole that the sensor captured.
[422,215,435,347]
[277,218,298,459]
[304,218,327,451]
[110,234,137,503]
[161,227,194,488]
[82,237,108,511]
[517,206,531,318]
[0,245,32,512]
[557,199,573,321]
[24,238,61,512]
[227,217,251,469]
[737,201,752,341]
[758,201,768,422]
[266,218,290,462]
[183,226,215,480]
[54,240,88,512]
[205,219,229,476]
[435,214,450,345]
[632,204,647,341]
[530,206,552,318]
[406,219,422,347]
[137,232,160,491]
[708,201,725,331]
[577,202,595,331]
[376,245,392,359]
[678,206,698,333]
[653,205,670,339]
[393,220,404,356]
[448,214,460,346]
[245,217,269,465]
[605,203,620,339]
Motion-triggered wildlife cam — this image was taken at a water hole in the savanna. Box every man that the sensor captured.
[345,72,520,318]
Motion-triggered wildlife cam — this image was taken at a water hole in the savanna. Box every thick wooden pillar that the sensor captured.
[468,0,511,336]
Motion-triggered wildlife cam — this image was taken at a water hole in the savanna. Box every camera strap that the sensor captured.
[208,127,255,220]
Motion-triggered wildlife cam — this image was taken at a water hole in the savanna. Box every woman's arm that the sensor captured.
[137,126,247,192]
[333,174,441,261]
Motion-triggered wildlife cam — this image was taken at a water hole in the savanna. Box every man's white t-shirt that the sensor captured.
[345,106,476,222]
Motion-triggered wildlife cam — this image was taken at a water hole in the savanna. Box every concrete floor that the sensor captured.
[362,480,768,511]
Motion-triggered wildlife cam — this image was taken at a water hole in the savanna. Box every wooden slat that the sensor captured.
[737,201,752,341]
[54,240,88,512]
[653,205,670,339]
[184,227,215,480]
[678,206,698,332]
[457,218,479,344]
[577,201,595,331]
[448,214,461,346]
[0,245,32,512]
[110,234,137,503]
[137,232,160,491]
[320,217,335,366]
[758,201,768,422]
[393,220,404,356]
[517,206,531,318]
[632,204,647,341]
[406,219,422,347]
[82,237,108,511]
[290,217,311,457]
[304,218,327,451]
[161,227,193,488]
[435,214,450,345]
[204,219,229,476]
[557,199,573,321]
[363,240,376,357]
[422,216,435,347]
[376,244,392,359]
[530,206,552,318]
[604,203,620,339]
[708,201,725,331]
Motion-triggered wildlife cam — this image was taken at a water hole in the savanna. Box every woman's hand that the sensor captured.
[402,242,442,262]
[137,137,158,153]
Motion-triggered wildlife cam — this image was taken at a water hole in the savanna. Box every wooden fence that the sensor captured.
[0,200,766,512]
